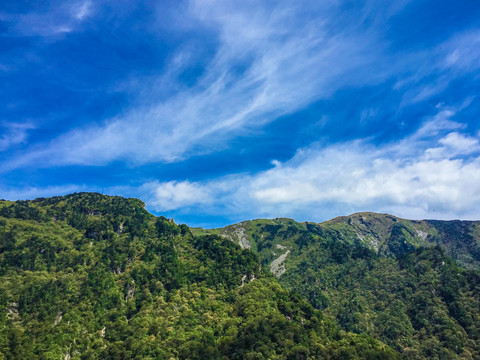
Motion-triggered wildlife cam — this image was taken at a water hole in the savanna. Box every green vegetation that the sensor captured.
[0,193,397,359]
[2,194,480,359]
[202,214,480,359]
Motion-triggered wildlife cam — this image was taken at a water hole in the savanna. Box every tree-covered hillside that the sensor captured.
[194,214,480,270]
[195,215,480,359]
[0,193,397,360]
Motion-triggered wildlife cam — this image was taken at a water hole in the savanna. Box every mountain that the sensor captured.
[192,213,480,271]
[1,193,480,359]
[0,193,396,360]
[195,214,480,358]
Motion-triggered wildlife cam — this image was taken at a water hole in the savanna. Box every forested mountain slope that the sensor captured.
[0,193,397,360]
[195,215,480,358]
[194,213,480,271]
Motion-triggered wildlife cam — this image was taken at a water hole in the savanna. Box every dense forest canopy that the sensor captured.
[1,193,479,359]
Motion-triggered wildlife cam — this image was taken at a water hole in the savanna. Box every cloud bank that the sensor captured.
[145,107,480,224]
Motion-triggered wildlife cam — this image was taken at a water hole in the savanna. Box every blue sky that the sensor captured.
[1,0,480,227]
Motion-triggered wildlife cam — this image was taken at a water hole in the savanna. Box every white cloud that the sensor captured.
[142,109,480,222]
[425,132,480,160]
[439,132,479,151]
[147,180,213,211]
[412,109,463,138]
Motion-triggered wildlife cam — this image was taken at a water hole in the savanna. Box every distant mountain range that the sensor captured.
[1,193,479,359]
[193,212,480,273]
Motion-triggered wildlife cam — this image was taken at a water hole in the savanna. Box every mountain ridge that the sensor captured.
[1,193,480,359]
[193,212,480,271]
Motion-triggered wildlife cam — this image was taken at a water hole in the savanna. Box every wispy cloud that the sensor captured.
[72,1,92,21]
[6,2,480,171]
[3,0,394,169]
[0,122,35,152]
[397,29,480,106]
[1,1,94,37]
[441,30,480,72]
